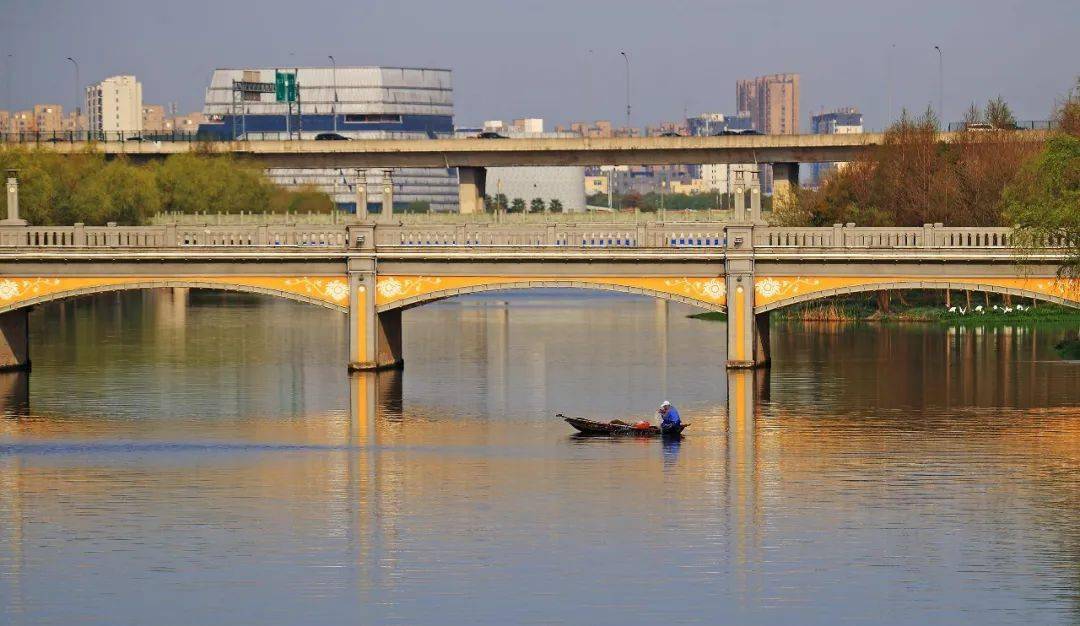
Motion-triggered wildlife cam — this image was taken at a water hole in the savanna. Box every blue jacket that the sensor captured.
[661,406,681,427]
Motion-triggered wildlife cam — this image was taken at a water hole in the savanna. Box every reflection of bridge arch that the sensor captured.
[755,280,1080,315]
[378,280,726,313]
[0,277,350,316]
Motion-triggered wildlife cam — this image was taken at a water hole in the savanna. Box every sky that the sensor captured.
[2,0,1077,130]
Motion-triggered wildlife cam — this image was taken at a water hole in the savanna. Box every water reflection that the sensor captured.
[0,291,1078,625]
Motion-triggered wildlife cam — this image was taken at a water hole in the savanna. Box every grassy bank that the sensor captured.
[688,293,1080,324]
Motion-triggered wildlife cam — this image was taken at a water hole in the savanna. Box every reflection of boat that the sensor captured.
[559,414,688,437]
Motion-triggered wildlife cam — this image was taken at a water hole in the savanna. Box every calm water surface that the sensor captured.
[1,289,1078,625]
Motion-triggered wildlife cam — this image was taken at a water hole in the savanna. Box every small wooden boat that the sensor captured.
[559,414,688,437]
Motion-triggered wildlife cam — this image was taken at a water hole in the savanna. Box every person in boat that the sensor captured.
[656,401,681,432]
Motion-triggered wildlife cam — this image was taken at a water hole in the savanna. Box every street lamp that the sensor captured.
[934,45,943,123]
[328,55,338,133]
[4,54,13,115]
[619,50,631,131]
[66,57,80,131]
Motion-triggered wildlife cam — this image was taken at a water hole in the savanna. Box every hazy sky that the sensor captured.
[2,0,1077,130]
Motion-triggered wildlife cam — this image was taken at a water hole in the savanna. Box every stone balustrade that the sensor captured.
[0,221,1068,252]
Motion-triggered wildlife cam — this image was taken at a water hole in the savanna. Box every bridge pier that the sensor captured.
[458,166,487,214]
[771,162,799,211]
[348,264,403,372]
[724,223,770,369]
[0,309,30,372]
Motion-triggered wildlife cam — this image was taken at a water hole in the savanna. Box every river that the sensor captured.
[1,289,1078,625]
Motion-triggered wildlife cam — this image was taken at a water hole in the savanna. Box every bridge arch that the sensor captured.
[754,280,1080,315]
[0,278,349,316]
[376,279,727,313]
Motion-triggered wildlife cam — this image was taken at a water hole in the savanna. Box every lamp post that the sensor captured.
[4,54,12,116]
[328,55,338,133]
[619,50,631,131]
[934,45,943,122]
[66,56,80,132]
[887,43,895,128]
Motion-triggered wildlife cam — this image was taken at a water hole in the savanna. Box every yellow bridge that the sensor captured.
[0,216,1075,372]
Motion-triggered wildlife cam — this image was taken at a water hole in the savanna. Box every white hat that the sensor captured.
[660,401,671,408]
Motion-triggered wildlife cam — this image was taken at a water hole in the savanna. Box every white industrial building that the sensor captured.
[199,66,458,212]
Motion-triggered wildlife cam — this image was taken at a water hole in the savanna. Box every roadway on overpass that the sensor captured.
[18,131,1049,168]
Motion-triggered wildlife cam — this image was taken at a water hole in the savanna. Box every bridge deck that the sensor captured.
[13,132,1050,167]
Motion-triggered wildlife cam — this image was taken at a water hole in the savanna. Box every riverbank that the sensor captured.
[689,302,1080,324]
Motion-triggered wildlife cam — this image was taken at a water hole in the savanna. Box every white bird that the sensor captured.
[948,306,957,313]
[975,305,983,312]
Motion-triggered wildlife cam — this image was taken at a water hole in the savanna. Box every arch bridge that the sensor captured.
[0,219,1075,372]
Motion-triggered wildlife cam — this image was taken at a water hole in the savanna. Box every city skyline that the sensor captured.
[2,0,1078,131]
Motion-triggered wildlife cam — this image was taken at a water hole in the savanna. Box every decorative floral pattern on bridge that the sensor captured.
[0,278,62,301]
[377,276,444,300]
[754,277,822,300]
[663,278,726,301]
[375,275,728,309]
[284,277,350,303]
[753,276,1080,309]
[0,276,351,311]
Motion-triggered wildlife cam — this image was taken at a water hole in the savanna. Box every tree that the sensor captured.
[774,106,1038,228]
[1004,134,1080,278]
[963,102,983,126]
[490,193,509,213]
[549,199,564,213]
[510,197,526,213]
[529,197,546,213]
[1055,77,1080,136]
[985,96,1018,129]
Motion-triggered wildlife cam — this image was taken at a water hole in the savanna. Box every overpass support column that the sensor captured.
[771,162,799,211]
[724,223,768,369]
[348,259,404,372]
[458,166,487,215]
[0,309,30,371]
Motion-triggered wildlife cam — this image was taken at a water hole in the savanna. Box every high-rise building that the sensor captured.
[33,104,64,133]
[142,104,168,132]
[86,75,143,134]
[199,66,456,212]
[10,110,34,133]
[809,107,863,186]
[736,73,800,135]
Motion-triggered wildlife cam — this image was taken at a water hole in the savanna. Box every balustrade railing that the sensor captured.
[0,222,1067,252]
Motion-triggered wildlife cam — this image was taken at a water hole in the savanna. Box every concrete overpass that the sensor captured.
[14,131,1050,214]
[0,215,1074,373]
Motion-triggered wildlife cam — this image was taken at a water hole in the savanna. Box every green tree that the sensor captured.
[549,199,564,213]
[510,197,526,213]
[529,197,546,213]
[156,153,273,214]
[1004,134,1080,278]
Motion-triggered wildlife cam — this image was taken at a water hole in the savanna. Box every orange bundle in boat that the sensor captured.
[632,421,652,430]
